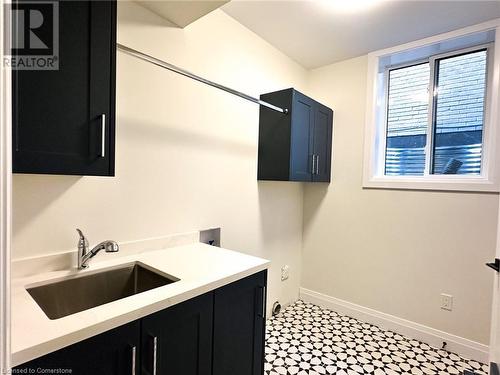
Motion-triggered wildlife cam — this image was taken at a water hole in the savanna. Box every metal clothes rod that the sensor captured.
[117,43,289,114]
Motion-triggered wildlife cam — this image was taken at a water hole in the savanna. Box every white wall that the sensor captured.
[11,2,498,347]
[12,3,308,311]
[302,55,499,344]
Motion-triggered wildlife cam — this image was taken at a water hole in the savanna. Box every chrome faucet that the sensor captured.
[76,229,119,269]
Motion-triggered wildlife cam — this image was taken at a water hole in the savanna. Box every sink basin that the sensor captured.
[27,262,179,320]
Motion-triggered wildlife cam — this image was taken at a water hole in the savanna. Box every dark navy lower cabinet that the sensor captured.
[141,292,214,375]
[13,320,141,375]
[213,271,267,375]
[258,88,333,182]
[13,270,267,375]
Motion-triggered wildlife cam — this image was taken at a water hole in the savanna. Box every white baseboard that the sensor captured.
[300,287,489,364]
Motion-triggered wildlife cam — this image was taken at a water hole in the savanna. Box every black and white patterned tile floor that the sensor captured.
[265,301,488,375]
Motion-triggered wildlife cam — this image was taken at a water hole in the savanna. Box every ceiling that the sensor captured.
[222,1,500,69]
[135,1,229,28]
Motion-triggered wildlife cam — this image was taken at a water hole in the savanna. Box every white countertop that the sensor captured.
[11,243,269,367]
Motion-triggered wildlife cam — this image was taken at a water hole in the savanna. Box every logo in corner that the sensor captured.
[4,0,59,70]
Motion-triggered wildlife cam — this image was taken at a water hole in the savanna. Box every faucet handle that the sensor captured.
[76,228,89,248]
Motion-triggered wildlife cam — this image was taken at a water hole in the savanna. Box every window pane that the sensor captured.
[385,63,430,176]
[432,50,487,175]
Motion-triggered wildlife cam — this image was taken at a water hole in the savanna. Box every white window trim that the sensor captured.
[363,19,500,192]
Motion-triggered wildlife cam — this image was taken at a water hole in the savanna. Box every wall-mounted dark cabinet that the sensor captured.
[14,270,267,375]
[258,88,333,183]
[12,0,117,176]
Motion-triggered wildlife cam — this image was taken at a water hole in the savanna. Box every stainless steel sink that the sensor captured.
[27,263,179,320]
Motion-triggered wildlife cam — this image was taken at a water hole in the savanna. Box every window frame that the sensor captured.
[363,20,500,192]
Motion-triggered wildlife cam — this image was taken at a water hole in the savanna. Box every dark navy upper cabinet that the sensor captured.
[312,102,333,182]
[257,88,333,183]
[12,0,117,176]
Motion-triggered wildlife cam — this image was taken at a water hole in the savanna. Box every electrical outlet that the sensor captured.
[281,265,289,281]
[440,294,453,311]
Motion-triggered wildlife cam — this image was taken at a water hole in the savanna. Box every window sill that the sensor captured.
[363,176,499,193]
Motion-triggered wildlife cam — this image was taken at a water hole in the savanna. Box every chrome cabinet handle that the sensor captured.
[257,285,266,318]
[316,155,320,175]
[152,336,158,375]
[262,285,266,318]
[311,154,316,175]
[131,345,136,375]
[101,113,106,158]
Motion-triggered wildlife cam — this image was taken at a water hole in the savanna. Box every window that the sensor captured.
[432,50,486,175]
[385,63,430,176]
[385,48,487,177]
[363,25,500,192]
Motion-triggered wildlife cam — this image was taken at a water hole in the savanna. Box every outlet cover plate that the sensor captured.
[281,265,289,281]
[440,294,453,311]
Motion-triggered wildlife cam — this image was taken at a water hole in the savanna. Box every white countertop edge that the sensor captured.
[11,244,269,367]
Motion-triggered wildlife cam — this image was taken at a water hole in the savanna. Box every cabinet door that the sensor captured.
[258,89,294,181]
[14,320,140,375]
[141,292,214,375]
[12,0,116,176]
[213,271,267,375]
[312,103,333,182]
[289,91,315,181]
